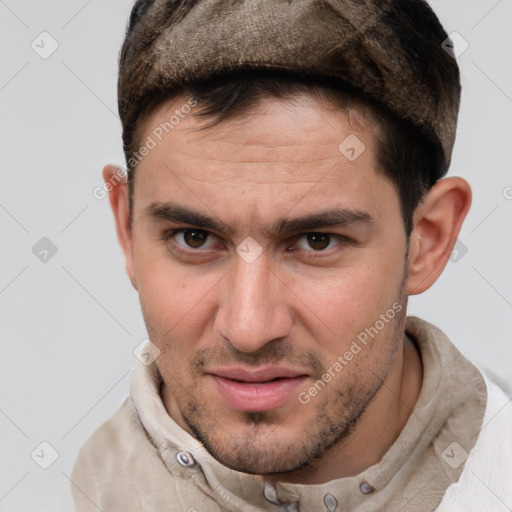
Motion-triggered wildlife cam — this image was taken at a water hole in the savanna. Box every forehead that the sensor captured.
[132,92,400,235]
[137,91,379,174]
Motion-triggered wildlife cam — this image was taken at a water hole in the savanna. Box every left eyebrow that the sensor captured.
[145,201,375,238]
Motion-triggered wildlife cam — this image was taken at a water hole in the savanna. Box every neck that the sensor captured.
[267,335,424,485]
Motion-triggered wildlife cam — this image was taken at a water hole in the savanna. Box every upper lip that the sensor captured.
[209,366,308,383]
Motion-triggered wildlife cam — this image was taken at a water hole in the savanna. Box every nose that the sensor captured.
[214,249,293,354]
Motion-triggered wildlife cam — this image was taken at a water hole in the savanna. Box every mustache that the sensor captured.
[190,340,324,376]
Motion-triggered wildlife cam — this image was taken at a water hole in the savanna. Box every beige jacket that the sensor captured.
[70,316,512,511]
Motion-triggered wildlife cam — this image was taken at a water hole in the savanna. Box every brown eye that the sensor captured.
[182,229,209,249]
[306,233,331,251]
[165,229,217,251]
[295,233,342,252]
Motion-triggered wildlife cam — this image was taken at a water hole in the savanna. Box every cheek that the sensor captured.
[132,244,185,337]
[289,259,403,357]
[133,246,222,348]
[293,261,397,318]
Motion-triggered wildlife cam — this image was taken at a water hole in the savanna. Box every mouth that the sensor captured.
[208,366,309,412]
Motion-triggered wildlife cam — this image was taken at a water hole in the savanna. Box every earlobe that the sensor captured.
[406,177,472,295]
[102,164,138,290]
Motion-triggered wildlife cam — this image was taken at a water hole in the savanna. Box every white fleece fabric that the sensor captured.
[437,370,512,511]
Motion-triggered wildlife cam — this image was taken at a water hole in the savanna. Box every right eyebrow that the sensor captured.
[145,201,375,238]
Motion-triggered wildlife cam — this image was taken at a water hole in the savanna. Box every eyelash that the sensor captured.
[160,228,350,259]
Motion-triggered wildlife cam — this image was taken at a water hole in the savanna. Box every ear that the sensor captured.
[103,164,137,290]
[406,177,472,295]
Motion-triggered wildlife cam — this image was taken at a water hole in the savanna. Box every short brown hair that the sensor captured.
[123,68,443,237]
[118,0,460,237]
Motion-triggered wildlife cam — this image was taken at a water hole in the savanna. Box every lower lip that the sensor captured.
[211,375,307,412]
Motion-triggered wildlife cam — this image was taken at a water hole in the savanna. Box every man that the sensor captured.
[71,0,512,510]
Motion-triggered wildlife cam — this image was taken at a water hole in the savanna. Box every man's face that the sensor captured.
[128,93,410,475]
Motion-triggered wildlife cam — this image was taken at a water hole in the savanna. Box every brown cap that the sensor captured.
[119,0,461,173]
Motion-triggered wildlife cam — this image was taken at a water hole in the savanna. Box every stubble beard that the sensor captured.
[160,254,410,475]
[178,299,407,475]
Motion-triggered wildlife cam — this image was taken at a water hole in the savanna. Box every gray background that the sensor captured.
[0,0,511,510]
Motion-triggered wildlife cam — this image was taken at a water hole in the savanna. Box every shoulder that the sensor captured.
[69,397,171,511]
[437,370,512,511]
[73,396,157,466]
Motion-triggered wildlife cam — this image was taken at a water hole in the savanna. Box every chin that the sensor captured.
[185,409,340,475]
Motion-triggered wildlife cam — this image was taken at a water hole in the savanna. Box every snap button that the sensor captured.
[359,481,375,494]
[262,481,300,511]
[281,504,300,512]
[263,480,280,504]
[323,493,338,511]
[176,450,196,467]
